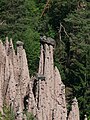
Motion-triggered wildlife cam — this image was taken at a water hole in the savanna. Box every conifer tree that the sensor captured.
[64,1,90,118]
[0,0,28,42]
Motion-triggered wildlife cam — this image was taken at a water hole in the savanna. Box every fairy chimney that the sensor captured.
[0,37,80,120]
[68,97,80,120]
[0,38,36,119]
[35,36,67,120]
[84,115,87,120]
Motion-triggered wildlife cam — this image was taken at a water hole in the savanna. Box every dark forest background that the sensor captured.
[0,0,90,119]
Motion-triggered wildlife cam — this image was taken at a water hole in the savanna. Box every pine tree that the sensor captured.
[0,0,28,42]
[64,1,90,118]
[43,0,90,118]
[0,0,40,75]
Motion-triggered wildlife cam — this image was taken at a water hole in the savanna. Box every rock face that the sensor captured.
[0,37,36,119]
[35,36,67,120]
[0,37,80,120]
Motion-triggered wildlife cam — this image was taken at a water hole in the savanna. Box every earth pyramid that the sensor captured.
[0,37,80,120]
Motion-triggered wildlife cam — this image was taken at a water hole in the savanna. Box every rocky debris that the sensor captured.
[0,37,80,120]
[68,97,80,120]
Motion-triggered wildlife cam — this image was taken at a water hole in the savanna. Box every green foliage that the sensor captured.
[23,28,40,75]
[0,103,15,120]
[23,0,41,75]
[25,112,35,120]
[64,2,90,118]
[0,0,40,75]
[0,0,28,42]
[40,0,90,119]
[0,103,36,120]
[0,0,90,119]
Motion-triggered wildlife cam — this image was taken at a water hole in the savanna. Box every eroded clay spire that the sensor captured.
[36,36,67,120]
[0,37,80,120]
[84,115,87,120]
[68,97,80,120]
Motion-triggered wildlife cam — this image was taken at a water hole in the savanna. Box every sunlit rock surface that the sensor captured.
[68,97,80,120]
[0,37,80,120]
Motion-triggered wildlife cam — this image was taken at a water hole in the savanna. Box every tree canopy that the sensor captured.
[0,0,90,119]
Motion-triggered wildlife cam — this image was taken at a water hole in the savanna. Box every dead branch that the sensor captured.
[0,20,6,25]
[41,0,51,17]
[59,23,72,42]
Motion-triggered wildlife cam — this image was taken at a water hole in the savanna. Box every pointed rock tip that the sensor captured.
[5,37,9,47]
[5,37,9,43]
[55,66,62,83]
[0,40,3,45]
[55,66,58,72]
[6,36,8,40]
[84,114,87,117]
[10,38,12,44]
[73,97,77,103]
[0,40,2,43]
[10,38,14,48]
[55,66,61,76]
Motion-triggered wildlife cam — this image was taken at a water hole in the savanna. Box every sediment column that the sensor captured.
[68,97,80,120]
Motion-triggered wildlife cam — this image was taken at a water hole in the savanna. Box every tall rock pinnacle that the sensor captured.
[35,36,67,120]
[68,97,80,120]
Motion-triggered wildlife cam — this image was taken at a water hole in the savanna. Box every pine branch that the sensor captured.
[60,23,70,38]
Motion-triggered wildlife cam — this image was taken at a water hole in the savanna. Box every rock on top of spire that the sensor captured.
[84,115,87,120]
[40,36,55,46]
[16,41,24,46]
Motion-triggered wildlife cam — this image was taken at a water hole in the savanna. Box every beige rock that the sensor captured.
[0,40,6,113]
[37,36,67,120]
[0,39,34,119]
[68,97,80,120]
[0,37,80,120]
[5,37,9,55]
[0,63,2,112]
